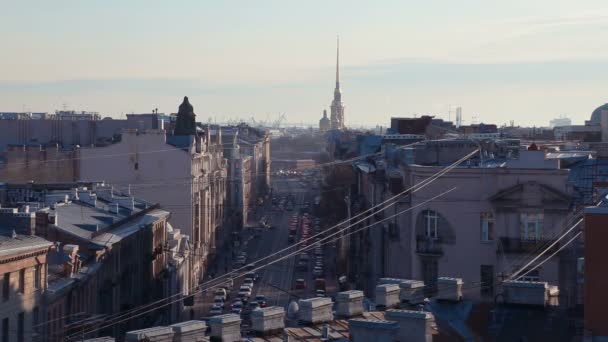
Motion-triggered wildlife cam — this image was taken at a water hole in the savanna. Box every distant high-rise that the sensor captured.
[455,107,462,128]
[329,36,345,130]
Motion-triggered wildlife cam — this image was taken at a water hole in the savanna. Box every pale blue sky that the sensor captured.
[1,0,608,126]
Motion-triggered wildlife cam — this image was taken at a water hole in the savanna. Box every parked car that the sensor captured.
[313,266,323,277]
[295,279,307,289]
[316,289,326,297]
[209,305,223,316]
[238,286,252,297]
[231,306,242,314]
[249,301,260,310]
[213,297,225,308]
[254,295,267,308]
[245,272,259,282]
[214,289,227,301]
[296,260,308,271]
[243,278,254,288]
[231,300,243,309]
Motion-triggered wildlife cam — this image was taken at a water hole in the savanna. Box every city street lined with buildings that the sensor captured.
[2,6,608,340]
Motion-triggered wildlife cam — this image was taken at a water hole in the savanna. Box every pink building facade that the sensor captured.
[351,150,577,303]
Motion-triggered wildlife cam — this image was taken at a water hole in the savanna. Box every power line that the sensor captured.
[64,149,478,339]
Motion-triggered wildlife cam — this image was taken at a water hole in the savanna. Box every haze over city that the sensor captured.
[2,2,608,342]
[2,0,608,126]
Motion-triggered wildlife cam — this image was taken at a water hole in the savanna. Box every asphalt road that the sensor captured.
[194,176,319,319]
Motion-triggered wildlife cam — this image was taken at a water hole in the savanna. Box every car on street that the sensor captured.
[254,295,267,307]
[213,297,225,308]
[231,300,243,309]
[313,266,323,277]
[243,278,254,288]
[249,301,260,310]
[238,286,252,297]
[245,272,259,282]
[316,289,326,297]
[237,293,249,303]
[295,279,307,289]
[214,289,227,301]
[231,307,242,315]
[296,260,308,271]
[209,305,223,316]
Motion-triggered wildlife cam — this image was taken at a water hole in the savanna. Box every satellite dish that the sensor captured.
[287,300,299,319]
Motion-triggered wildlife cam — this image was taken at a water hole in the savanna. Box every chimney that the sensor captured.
[348,319,399,342]
[385,309,435,342]
[125,326,174,341]
[251,306,285,335]
[298,297,333,325]
[502,280,550,306]
[208,314,241,342]
[399,280,425,305]
[63,244,80,276]
[169,320,206,341]
[375,284,400,309]
[436,277,463,301]
[336,290,365,317]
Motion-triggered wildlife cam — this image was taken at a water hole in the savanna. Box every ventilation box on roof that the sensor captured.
[169,320,207,342]
[436,277,463,301]
[502,280,554,306]
[399,280,425,304]
[208,314,241,342]
[251,306,285,334]
[375,283,400,309]
[385,309,434,342]
[336,290,364,317]
[348,319,399,342]
[125,326,174,342]
[298,297,333,324]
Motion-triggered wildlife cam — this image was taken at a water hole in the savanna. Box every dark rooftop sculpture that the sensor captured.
[174,96,196,135]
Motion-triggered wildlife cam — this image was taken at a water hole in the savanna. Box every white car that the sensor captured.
[243,278,254,288]
[214,289,227,301]
[238,286,252,297]
[313,266,323,277]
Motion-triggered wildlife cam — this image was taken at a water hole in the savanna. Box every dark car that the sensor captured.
[245,272,259,282]
[295,279,307,289]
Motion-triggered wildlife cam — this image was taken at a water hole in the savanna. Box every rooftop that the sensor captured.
[0,233,52,258]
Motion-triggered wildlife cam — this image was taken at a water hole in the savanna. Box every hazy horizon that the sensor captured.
[2,0,608,127]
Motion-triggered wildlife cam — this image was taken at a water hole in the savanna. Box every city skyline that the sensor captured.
[1,0,608,126]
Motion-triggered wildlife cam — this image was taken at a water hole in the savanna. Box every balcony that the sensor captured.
[416,236,443,256]
[498,237,560,254]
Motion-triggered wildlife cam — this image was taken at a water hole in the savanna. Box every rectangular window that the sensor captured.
[17,312,24,342]
[520,212,543,241]
[2,317,8,342]
[481,265,494,295]
[424,210,438,238]
[19,269,25,294]
[34,265,41,290]
[480,212,494,242]
[2,273,9,301]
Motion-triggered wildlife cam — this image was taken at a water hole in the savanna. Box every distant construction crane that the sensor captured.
[273,112,286,128]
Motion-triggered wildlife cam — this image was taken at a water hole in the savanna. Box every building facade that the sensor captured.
[0,234,52,342]
[349,146,577,304]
